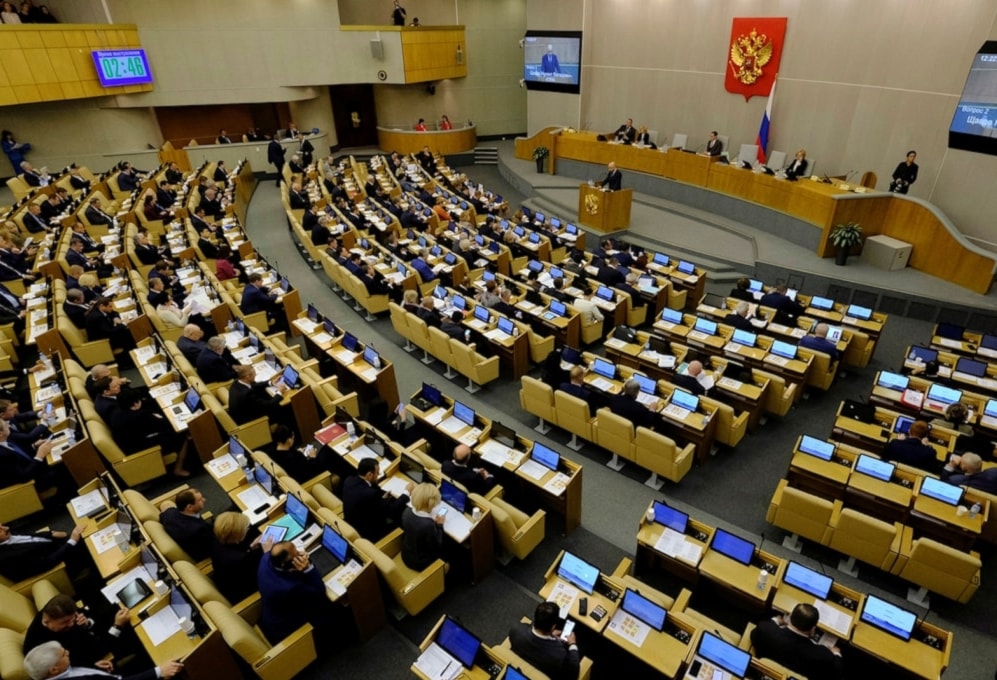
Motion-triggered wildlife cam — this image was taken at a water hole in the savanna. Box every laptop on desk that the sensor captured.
[685,631,751,679]
[309,524,349,576]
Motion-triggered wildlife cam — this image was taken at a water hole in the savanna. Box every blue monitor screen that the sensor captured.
[535,212,545,223]
[981,334,997,350]
[711,528,754,565]
[595,286,614,301]
[249,334,260,352]
[927,383,962,405]
[693,318,717,335]
[397,262,407,276]
[418,236,427,248]
[323,319,337,335]
[799,435,834,461]
[229,436,244,458]
[438,617,481,669]
[956,357,988,377]
[322,525,348,563]
[343,332,359,352]
[453,401,475,427]
[285,494,309,528]
[622,589,667,631]
[281,364,299,387]
[489,241,500,253]
[550,217,561,228]
[307,303,318,321]
[671,389,699,412]
[169,587,192,622]
[561,346,582,364]
[483,271,496,282]
[280,276,290,293]
[430,245,442,257]
[497,317,515,335]
[253,466,273,495]
[677,260,695,275]
[475,235,485,247]
[847,304,873,320]
[877,371,910,391]
[434,285,447,299]
[421,383,443,407]
[453,295,466,310]
[699,632,751,678]
[505,667,529,680]
[748,279,764,292]
[550,300,567,317]
[183,388,200,412]
[894,415,915,434]
[732,329,756,347]
[985,399,997,418]
[653,253,670,266]
[860,595,916,641]
[633,374,656,395]
[444,253,457,265]
[920,476,964,506]
[661,308,683,324]
[783,561,833,600]
[651,501,688,532]
[557,551,599,594]
[908,345,938,364]
[532,442,560,471]
[810,296,834,310]
[591,358,616,379]
[362,347,380,368]
[771,340,798,359]
[474,305,490,322]
[528,259,543,272]
[550,267,563,279]
[514,226,526,237]
[855,454,895,482]
[566,223,577,234]
[440,479,468,513]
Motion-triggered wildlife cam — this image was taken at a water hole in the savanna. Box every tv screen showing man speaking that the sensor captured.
[524,30,582,94]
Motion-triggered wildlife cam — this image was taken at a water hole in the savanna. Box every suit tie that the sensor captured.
[3,441,31,460]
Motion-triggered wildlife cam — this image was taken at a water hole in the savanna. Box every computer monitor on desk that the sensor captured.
[876,371,909,392]
[782,561,833,600]
[437,617,482,669]
[453,401,476,428]
[557,551,599,594]
[621,588,667,631]
[651,501,688,533]
[685,631,751,679]
[531,442,560,471]
[853,455,895,483]
[710,528,754,565]
[859,595,916,641]
[919,476,964,506]
[798,435,835,461]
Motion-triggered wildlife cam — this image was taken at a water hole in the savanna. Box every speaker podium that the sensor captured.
[578,185,632,233]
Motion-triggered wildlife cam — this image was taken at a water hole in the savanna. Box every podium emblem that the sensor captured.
[729,28,773,85]
[585,192,600,215]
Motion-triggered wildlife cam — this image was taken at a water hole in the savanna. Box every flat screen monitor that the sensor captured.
[488,241,500,253]
[621,589,667,631]
[483,270,496,282]
[281,364,299,388]
[229,436,245,458]
[949,41,997,156]
[434,285,447,300]
[421,383,443,407]
[532,442,560,471]
[474,305,490,323]
[549,300,567,317]
[342,332,359,352]
[980,333,997,350]
[566,223,578,234]
[920,476,965,506]
[677,260,695,275]
[854,454,895,482]
[556,551,599,594]
[711,528,754,565]
[362,346,380,368]
[418,236,427,248]
[307,303,318,321]
[847,304,872,320]
[693,318,717,336]
[783,561,833,600]
[528,232,541,244]
[183,388,200,412]
[652,253,670,266]
[550,217,561,229]
[475,235,485,247]
[908,345,938,364]
[140,545,159,574]
[661,307,684,324]
[285,494,309,528]
[437,617,482,669]
[936,322,965,340]
[748,279,764,292]
[323,319,337,336]
[249,334,260,352]
[523,30,582,94]
[926,383,962,405]
[322,524,348,563]
[860,595,917,641]
[671,389,699,412]
[453,401,475,427]
[280,276,290,293]
[534,212,545,224]
[985,399,997,418]
[549,267,564,280]
[956,357,988,377]
[490,421,518,449]
[894,415,915,434]
[431,245,443,257]
[169,587,192,622]
[771,340,798,359]
[397,262,408,276]
[444,253,457,265]
[591,357,616,379]
[514,226,526,238]
[698,632,751,678]
[497,317,515,335]
[799,435,834,461]
[732,329,756,347]
[235,319,246,336]
[825,325,844,343]
[877,371,910,391]
[440,479,468,513]
[253,466,273,495]
[810,296,834,310]
[651,501,688,533]
[595,285,614,301]
[561,346,582,365]
[527,259,543,272]
[633,374,657,395]
[453,294,466,310]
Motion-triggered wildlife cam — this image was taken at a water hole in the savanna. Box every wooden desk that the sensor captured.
[851,619,950,680]
[635,511,711,584]
[909,481,986,551]
[538,552,621,636]
[787,448,855,501]
[411,615,504,680]
[698,547,783,615]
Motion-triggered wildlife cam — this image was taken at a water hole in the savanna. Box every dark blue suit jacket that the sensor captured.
[0,442,43,488]
[257,552,327,643]
[799,334,840,361]
[411,257,437,282]
[240,285,276,315]
[196,349,237,383]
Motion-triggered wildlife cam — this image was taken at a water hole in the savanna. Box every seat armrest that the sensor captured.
[234,592,262,623]
[376,527,405,556]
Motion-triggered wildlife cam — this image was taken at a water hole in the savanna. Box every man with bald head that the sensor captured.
[799,322,840,361]
[942,452,997,494]
[442,444,496,494]
[672,360,711,396]
[229,364,288,425]
[598,161,622,191]
[614,118,636,144]
[176,323,207,364]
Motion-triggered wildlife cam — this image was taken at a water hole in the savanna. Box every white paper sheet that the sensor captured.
[413,642,461,680]
[607,609,651,647]
[518,459,549,481]
[139,606,181,646]
[442,504,473,542]
[812,600,851,638]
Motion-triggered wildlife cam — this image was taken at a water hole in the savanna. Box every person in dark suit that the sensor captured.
[342,458,410,541]
[24,640,183,680]
[65,238,99,273]
[85,297,136,352]
[23,594,132,670]
[309,214,331,246]
[508,602,580,680]
[133,230,166,266]
[410,254,437,283]
[210,512,266,604]
[942,452,997,494]
[264,426,335,482]
[442,444,497,495]
[610,379,658,430]
[671,360,710,396]
[229,364,287,425]
[799,323,840,361]
[784,149,809,178]
[614,118,636,144]
[268,137,286,186]
[69,221,103,253]
[889,150,918,194]
[198,187,225,219]
[0,417,54,489]
[882,421,940,473]
[195,336,237,384]
[177,324,208,364]
[257,541,332,643]
[750,604,844,680]
[107,390,172,458]
[559,365,597,403]
[288,182,310,210]
[759,282,805,324]
[359,263,395,298]
[116,164,140,192]
[597,161,622,191]
[416,295,442,328]
[22,203,50,234]
[92,376,123,422]
[439,310,466,340]
[62,289,90,329]
[165,162,184,185]
[68,165,91,192]
[492,288,518,318]
[728,277,755,302]
[158,488,213,561]
[0,523,83,582]
[705,130,723,157]
[725,301,756,331]
[240,273,278,316]
[84,197,114,227]
[401,483,446,571]
[596,257,626,286]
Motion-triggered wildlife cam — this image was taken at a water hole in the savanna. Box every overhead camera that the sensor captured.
[518,78,525,88]
[518,38,525,49]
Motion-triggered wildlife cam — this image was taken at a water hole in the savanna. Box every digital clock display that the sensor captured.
[92,49,154,87]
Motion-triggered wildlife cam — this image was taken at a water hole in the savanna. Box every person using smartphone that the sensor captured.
[508,602,580,680]
[400,483,446,570]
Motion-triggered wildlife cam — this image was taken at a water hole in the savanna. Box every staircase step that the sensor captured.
[474,147,499,165]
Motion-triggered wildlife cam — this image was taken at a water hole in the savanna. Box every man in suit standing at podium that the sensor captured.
[598,162,622,191]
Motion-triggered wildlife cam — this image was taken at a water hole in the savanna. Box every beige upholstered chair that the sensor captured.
[473,493,545,562]
[633,427,694,488]
[353,531,446,616]
[449,338,500,393]
[765,480,837,551]
[827,506,903,576]
[890,536,981,605]
[519,376,555,434]
[554,390,594,451]
[0,578,60,632]
[594,407,636,471]
[203,600,317,680]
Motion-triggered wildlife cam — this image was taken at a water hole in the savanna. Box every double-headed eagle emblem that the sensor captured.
[729,28,773,85]
[584,193,599,216]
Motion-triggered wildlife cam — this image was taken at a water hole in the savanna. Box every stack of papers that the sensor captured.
[442,506,473,542]
[653,527,704,565]
[381,476,411,498]
[439,416,466,434]
[607,609,651,647]
[518,460,549,481]
[70,488,108,518]
[237,486,274,511]
[325,559,363,598]
[206,454,239,478]
[413,643,462,680]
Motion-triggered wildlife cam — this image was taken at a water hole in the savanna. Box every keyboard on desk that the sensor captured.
[308,545,342,576]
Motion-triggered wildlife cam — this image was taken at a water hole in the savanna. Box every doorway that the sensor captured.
[329,84,379,149]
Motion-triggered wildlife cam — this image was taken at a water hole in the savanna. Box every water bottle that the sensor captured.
[969,502,981,519]
[113,529,129,554]
[646,506,655,523]
[756,568,769,591]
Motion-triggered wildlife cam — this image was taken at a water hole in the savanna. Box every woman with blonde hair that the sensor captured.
[401,483,445,570]
[785,149,808,179]
[211,511,270,602]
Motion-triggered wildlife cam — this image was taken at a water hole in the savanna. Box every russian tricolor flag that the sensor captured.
[755,77,776,164]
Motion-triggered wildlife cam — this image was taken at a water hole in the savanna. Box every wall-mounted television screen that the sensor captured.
[949,41,997,156]
[523,30,582,95]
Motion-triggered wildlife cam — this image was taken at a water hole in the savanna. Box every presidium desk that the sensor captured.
[516,128,996,295]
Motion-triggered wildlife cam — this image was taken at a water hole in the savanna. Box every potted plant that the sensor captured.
[532,146,549,174]
[830,222,862,265]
